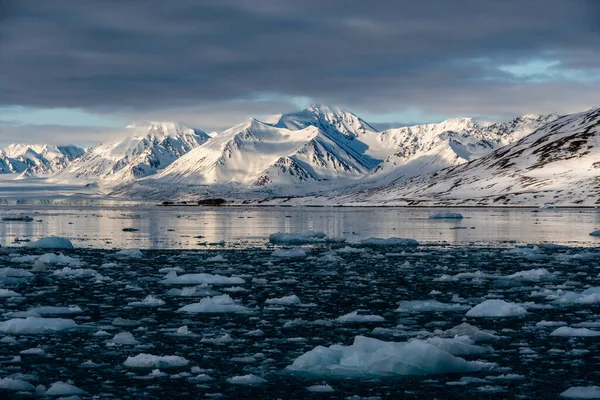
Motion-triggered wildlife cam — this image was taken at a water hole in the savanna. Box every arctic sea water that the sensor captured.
[0,206,599,399]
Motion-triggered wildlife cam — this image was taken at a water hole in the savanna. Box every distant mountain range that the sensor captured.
[4,104,600,206]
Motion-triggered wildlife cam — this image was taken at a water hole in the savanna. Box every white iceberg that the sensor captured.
[160,272,245,286]
[128,295,165,307]
[265,295,301,305]
[550,327,600,337]
[0,377,36,391]
[114,248,143,258]
[0,317,79,334]
[397,300,469,313]
[271,248,308,258]
[26,236,74,249]
[177,294,249,313]
[336,311,384,324]
[227,374,267,385]
[123,353,189,368]
[466,300,528,318]
[286,335,484,376]
[46,381,87,396]
[560,386,600,399]
[269,231,328,245]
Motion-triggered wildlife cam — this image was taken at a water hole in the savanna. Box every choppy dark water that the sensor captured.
[1,243,599,399]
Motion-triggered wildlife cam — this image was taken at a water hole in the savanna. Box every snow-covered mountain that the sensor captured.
[51,122,210,184]
[325,107,600,206]
[0,144,85,176]
[144,106,386,192]
[108,105,562,200]
[356,114,559,188]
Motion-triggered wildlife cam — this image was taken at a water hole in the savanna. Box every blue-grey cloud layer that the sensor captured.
[0,0,599,119]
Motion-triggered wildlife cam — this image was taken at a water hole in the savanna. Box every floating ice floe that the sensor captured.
[265,295,301,305]
[0,377,36,391]
[589,230,600,237]
[437,323,499,341]
[165,285,219,297]
[359,237,419,247]
[336,311,385,324]
[53,267,100,279]
[271,248,308,258]
[306,383,334,392]
[0,289,21,298]
[128,295,165,307]
[550,327,600,337]
[269,231,328,245]
[287,335,488,376]
[45,381,87,396]
[160,272,245,285]
[38,253,80,265]
[226,374,267,385]
[0,317,79,334]
[560,386,600,399]
[26,236,74,249]
[428,213,464,220]
[113,248,143,259]
[396,300,469,313]
[422,336,492,355]
[177,294,249,313]
[206,254,227,262]
[553,287,600,305]
[109,332,140,345]
[124,354,189,368]
[28,306,83,316]
[503,268,554,281]
[465,300,528,318]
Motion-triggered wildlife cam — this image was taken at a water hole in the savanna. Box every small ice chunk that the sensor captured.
[0,289,21,298]
[589,230,600,237]
[160,273,245,286]
[397,300,469,313]
[306,383,335,392]
[550,327,600,337]
[26,237,74,249]
[177,294,249,313]
[110,332,140,345]
[271,248,307,258]
[0,317,79,334]
[466,300,528,318]
[128,295,165,307]
[265,295,301,305]
[38,253,79,265]
[336,311,384,324]
[560,386,600,399]
[269,231,327,245]
[360,237,419,247]
[45,381,87,396]
[440,323,499,341]
[504,268,553,281]
[114,248,143,258]
[28,306,83,316]
[0,377,36,391]
[123,354,189,368]
[226,374,266,385]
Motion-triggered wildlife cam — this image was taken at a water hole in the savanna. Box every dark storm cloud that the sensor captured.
[0,0,599,119]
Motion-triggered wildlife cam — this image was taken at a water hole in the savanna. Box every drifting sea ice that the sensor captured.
[560,386,600,399]
[271,248,308,258]
[0,317,79,334]
[25,236,74,249]
[0,289,21,297]
[128,295,165,307]
[0,377,36,392]
[37,253,79,265]
[160,272,245,285]
[123,354,189,368]
[268,231,328,245]
[287,335,485,376]
[113,248,144,258]
[359,237,419,247]
[109,332,140,345]
[553,287,600,305]
[226,374,267,385]
[177,294,249,313]
[28,306,83,315]
[336,311,385,323]
[465,300,528,318]
[265,295,302,305]
[550,327,600,337]
[45,381,87,396]
[396,300,470,313]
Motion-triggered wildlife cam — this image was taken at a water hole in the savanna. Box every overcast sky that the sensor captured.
[0,0,599,146]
